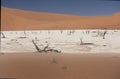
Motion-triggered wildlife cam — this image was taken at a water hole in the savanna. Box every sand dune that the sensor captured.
[1,6,120,30]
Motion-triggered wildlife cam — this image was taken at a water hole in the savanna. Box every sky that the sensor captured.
[1,0,120,16]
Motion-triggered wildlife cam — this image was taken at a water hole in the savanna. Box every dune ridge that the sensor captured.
[1,6,120,30]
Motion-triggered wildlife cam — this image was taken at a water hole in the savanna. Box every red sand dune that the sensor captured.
[1,6,120,30]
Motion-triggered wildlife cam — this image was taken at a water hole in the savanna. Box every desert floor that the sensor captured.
[1,30,120,53]
[0,53,120,79]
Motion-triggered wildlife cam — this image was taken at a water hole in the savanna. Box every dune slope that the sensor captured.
[1,7,120,30]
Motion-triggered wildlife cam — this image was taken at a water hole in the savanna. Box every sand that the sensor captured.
[1,6,120,79]
[0,53,120,79]
[1,7,120,30]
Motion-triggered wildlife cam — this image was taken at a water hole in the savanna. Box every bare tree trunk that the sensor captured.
[32,40,42,52]
[103,30,107,39]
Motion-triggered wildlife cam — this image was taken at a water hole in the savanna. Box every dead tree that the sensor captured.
[32,40,42,52]
[43,44,61,53]
[32,40,61,53]
[103,30,107,39]
[43,44,49,52]
[47,49,61,53]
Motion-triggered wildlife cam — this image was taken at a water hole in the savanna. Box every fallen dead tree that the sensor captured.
[32,40,61,53]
